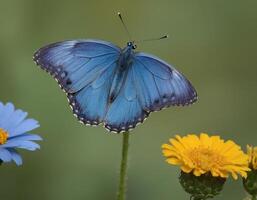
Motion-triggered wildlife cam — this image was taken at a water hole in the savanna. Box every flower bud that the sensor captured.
[243,170,257,197]
[179,171,226,200]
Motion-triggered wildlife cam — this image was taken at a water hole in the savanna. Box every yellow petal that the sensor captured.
[166,158,182,165]
[161,143,173,150]
[181,165,192,173]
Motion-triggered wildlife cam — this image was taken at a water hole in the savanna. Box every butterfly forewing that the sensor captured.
[134,53,197,109]
[34,40,121,92]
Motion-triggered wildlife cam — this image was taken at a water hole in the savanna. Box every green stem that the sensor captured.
[117,132,130,200]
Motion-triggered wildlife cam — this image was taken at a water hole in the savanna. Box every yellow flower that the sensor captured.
[162,133,250,180]
[247,145,257,170]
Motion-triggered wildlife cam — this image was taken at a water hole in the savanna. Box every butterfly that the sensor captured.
[33,38,197,133]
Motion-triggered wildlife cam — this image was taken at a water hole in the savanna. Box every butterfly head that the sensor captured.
[127,42,137,50]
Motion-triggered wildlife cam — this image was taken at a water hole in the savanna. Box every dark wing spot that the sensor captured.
[66,79,72,85]
[154,99,160,104]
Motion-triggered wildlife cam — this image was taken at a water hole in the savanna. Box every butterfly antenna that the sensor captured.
[135,34,169,43]
[117,12,132,41]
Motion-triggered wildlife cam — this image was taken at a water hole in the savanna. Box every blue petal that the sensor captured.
[9,133,42,141]
[2,140,40,151]
[0,148,12,162]
[8,149,22,166]
[11,119,39,137]
[0,102,15,128]
[2,109,28,134]
[0,102,4,112]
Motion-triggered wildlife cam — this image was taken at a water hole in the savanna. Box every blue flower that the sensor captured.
[0,102,42,166]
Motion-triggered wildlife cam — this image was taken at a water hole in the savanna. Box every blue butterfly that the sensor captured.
[33,39,197,133]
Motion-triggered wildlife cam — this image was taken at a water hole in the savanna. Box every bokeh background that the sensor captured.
[0,0,257,199]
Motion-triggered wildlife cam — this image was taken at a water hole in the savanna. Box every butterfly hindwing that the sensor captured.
[68,60,118,125]
[104,66,149,132]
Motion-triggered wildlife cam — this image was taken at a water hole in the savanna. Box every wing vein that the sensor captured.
[135,58,166,80]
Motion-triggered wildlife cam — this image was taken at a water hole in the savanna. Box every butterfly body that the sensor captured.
[34,39,197,133]
[109,42,135,103]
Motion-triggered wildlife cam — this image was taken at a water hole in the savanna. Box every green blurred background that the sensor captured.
[0,0,257,199]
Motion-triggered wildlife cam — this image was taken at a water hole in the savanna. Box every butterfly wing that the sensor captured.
[104,66,149,132]
[104,52,197,132]
[133,52,197,111]
[34,40,121,93]
[34,40,121,125]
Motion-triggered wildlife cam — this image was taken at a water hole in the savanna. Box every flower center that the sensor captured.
[190,147,225,171]
[0,128,8,145]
